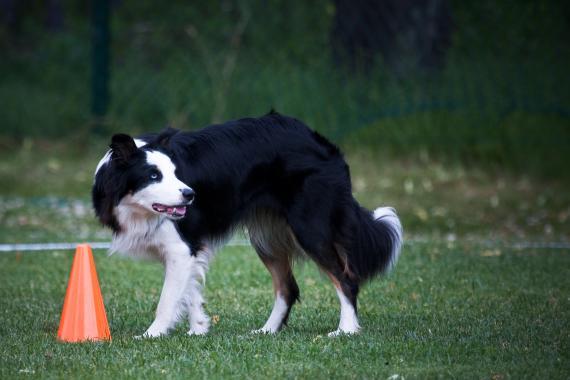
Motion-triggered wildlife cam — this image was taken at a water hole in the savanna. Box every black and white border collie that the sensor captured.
[92,112,402,337]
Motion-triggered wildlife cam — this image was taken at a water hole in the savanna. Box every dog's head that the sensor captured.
[92,130,194,232]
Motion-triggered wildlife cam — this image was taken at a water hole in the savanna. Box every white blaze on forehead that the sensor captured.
[145,150,178,176]
[94,138,147,175]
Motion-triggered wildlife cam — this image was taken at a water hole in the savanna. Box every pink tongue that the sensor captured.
[165,206,186,216]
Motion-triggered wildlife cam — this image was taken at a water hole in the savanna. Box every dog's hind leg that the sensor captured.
[248,210,300,334]
[313,244,361,336]
[285,199,361,336]
[185,245,214,336]
[326,270,360,336]
[251,253,299,334]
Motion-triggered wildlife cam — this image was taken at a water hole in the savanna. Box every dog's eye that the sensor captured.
[150,172,159,180]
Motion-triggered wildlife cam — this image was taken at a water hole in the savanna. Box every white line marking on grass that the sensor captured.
[0,238,569,253]
[0,239,252,252]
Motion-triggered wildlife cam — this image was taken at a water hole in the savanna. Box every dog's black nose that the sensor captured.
[181,188,195,202]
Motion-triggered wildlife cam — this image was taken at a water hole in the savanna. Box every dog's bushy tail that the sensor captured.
[348,203,403,281]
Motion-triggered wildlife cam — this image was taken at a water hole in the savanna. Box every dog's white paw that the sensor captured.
[134,332,163,339]
[187,317,210,336]
[188,323,209,336]
[251,327,278,335]
[136,326,168,339]
[187,328,208,336]
[327,328,360,337]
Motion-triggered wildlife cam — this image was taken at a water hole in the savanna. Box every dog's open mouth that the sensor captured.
[152,203,187,218]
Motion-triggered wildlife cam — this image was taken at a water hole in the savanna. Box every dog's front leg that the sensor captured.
[186,246,214,336]
[142,242,192,338]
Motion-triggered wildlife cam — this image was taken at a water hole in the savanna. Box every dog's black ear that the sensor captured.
[156,127,179,148]
[110,134,138,163]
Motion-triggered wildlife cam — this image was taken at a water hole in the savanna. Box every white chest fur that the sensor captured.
[110,201,190,260]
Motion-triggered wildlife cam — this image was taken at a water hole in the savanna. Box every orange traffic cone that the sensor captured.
[57,244,111,342]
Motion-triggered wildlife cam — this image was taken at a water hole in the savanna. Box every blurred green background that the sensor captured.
[1,1,569,242]
[1,0,569,176]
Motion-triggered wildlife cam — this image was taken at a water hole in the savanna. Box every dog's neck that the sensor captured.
[109,203,166,258]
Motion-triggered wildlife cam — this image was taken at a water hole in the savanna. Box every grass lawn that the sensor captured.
[0,140,569,378]
[0,242,568,378]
